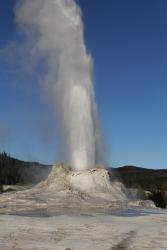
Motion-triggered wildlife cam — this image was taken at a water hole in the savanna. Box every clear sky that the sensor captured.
[0,0,167,169]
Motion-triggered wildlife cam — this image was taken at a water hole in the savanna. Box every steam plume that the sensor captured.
[15,0,102,170]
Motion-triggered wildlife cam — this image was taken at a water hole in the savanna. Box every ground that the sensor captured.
[0,209,167,250]
[0,165,167,249]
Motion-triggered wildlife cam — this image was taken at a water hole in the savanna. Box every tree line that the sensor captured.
[0,152,24,186]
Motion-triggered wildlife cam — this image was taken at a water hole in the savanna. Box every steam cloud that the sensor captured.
[15,0,103,170]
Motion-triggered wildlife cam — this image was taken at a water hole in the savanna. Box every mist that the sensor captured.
[14,0,103,170]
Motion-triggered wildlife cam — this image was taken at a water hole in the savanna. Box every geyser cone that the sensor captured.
[15,0,103,170]
[37,164,128,202]
[0,164,155,216]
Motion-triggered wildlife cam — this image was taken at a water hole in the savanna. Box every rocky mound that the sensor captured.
[37,164,128,202]
[0,164,155,215]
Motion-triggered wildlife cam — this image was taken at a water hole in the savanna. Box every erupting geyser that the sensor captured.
[15,0,102,170]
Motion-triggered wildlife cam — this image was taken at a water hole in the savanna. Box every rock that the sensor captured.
[37,164,128,202]
[0,164,157,215]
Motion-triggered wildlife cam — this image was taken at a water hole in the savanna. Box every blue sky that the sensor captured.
[0,0,167,168]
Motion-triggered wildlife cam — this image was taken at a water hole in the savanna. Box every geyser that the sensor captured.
[15,0,102,170]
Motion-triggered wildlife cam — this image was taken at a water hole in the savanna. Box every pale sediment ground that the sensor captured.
[0,164,166,249]
[0,210,167,250]
[0,164,131,215]
[0,164,154,215]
